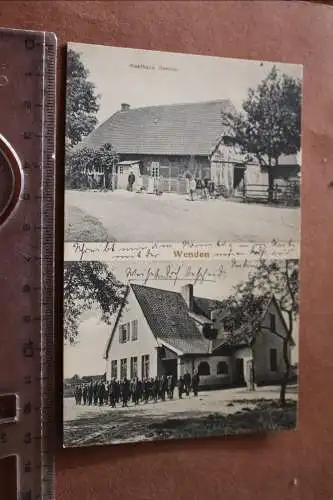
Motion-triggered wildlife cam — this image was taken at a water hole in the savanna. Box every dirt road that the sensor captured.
[65,190,300,243]
[63,386,297,447]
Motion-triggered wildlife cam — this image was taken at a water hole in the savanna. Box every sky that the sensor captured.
[69,42,303,126]
[63,259,254,377]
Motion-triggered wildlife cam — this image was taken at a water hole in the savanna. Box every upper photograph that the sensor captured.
[64,43,302,243]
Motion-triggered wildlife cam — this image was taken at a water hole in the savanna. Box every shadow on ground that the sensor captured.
[65,205,114,241]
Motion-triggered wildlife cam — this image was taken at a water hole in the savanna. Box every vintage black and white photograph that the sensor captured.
[65,43,302,243]
[63,258,299,447]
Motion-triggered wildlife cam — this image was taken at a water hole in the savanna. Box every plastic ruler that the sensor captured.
[0,28,57,500]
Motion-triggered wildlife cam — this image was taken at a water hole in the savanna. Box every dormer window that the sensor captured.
[202,323,218,340]
[223,135,236,146]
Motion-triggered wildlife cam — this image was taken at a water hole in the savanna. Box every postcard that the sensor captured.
[63,257,299,447]
[64,43,301,244]
[63,42,301,447]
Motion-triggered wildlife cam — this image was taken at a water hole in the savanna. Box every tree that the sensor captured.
[220,259,299,404]
[64,262,127,344]
[242,260,299,406]
[66,49,100,150]
[221,66,301,202]
[65,146,94,189]
[66,143,119,189]
[220,292,267,391]
[95,143,119,190]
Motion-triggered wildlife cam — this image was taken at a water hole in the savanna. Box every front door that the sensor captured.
[235,358,246,386]
[234,165,245,190]
[162,359,177,378]
[117,164,128,189]
[148,161,160,193]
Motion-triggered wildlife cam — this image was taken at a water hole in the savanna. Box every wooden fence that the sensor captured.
[234,180,300,206]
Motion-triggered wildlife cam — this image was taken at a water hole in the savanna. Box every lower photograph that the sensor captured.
[63,258,299,447]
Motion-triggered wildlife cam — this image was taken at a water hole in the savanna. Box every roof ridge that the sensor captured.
[193,295,224,302]
[111,98,233,114]
[74,98,236,155]
[131,285,226,306]
[130,282,182,297]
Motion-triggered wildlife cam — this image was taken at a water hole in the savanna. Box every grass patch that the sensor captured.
[65,206,111,241]
[150,400,297,440]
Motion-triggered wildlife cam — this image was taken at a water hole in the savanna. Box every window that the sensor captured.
[269,313,276,332]
[217,361,229,375]
[120,358,127,379]
[150,162,160,178]
[111,360,118,379]
[270,349,278,372]
[131,319,138,341]
[197,361,210,376]
[141,355,150,379]
[119,165,124,175]
[130,357,138,379]
[119,323,130,344]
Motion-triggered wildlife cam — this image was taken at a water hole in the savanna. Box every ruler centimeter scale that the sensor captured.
[0,29,57,500]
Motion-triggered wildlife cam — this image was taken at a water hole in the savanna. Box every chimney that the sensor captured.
[181,284,194,312]
[121,103,130,111]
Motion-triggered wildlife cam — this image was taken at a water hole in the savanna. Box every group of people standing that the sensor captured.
[188,177,216,201]
[73,371,200,409]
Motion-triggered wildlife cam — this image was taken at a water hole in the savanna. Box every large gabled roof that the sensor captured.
[77,99,235,156]
[130,284,211,354]
[104,285,292,359]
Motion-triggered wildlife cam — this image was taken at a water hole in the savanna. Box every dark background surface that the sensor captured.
[0,1,333,499]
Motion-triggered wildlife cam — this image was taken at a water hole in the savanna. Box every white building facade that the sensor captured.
[104,284,293,389]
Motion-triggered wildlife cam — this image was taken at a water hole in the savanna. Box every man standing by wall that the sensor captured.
[128,171,136,191]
